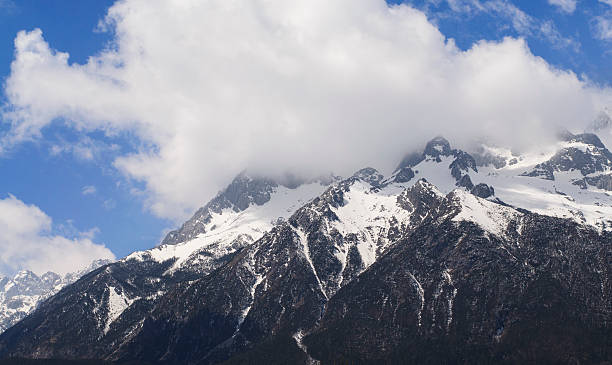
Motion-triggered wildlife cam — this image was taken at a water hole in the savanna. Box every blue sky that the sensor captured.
[0,0,610,275]
[0,0,168,261]
[399,0,612,85]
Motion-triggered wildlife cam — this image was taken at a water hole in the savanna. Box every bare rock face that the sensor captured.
[573,173,612,191]
[392,166,415,183]
[471,182,495,198]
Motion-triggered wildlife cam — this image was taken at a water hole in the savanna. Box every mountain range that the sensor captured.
[0,260,111,334]
[0,132,610,364]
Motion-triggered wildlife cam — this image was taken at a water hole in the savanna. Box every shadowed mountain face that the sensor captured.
[305,208,611,364]
[0,136,610,364]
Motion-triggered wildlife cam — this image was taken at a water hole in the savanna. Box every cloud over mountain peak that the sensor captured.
[2,0,611,221]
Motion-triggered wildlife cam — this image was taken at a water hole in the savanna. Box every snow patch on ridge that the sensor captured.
[330,181,413,269]
[450,189,519,238]
[442,269,457,331]
[236,273,263,331]
[409,273,425,327]
[294,227,327,299]
[104,286,138,334]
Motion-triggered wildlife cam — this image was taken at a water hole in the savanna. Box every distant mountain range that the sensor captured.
[0,131,610,364]
[0,260,111,334]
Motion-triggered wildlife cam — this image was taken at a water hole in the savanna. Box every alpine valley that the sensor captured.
[0,131,610,364]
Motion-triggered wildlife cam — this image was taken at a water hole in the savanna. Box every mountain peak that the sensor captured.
[424,136,452,158]
[396,136,453,170]
[161,171,280,246]
[559,130,605,149]
[411,178,442,194]
[350,167,384,187]
[13,270,37,282]
[523,131,612,181]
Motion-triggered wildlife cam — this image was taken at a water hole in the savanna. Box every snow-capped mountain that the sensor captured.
[391,132,612,230]
[0,134,609,364]
[128,172,334,276]
[474,132,612,230]
[0,259,111,333]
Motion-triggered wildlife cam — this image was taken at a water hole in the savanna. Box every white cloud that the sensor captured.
[103,199,116,210]
[593,1,612,41]
[484,0,532,34]
[0,0,16,12]
[2,0,611,221]
[539,20,580,51]
[548,0,577,13]
[49,135,120,161]
[0,195,114,275]
[594,15,612,40]
[445,0,484,13]
[81,185,97,195]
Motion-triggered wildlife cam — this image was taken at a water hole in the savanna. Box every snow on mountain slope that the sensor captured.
[330,180,425,268]
[0,272,58,333]
[5,133,606,339]
[471,139,612,230]
[388,135,612,231]
[408,155,462,193]
[286,172,446,298]
[448,189,521,238]
[97,164,608,364]
[125,181,329,275]
[477,166,612,230]
[284,132,611,293]
[103,286,138,334]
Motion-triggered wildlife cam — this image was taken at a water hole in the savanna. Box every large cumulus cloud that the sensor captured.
[2,0,611,221]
